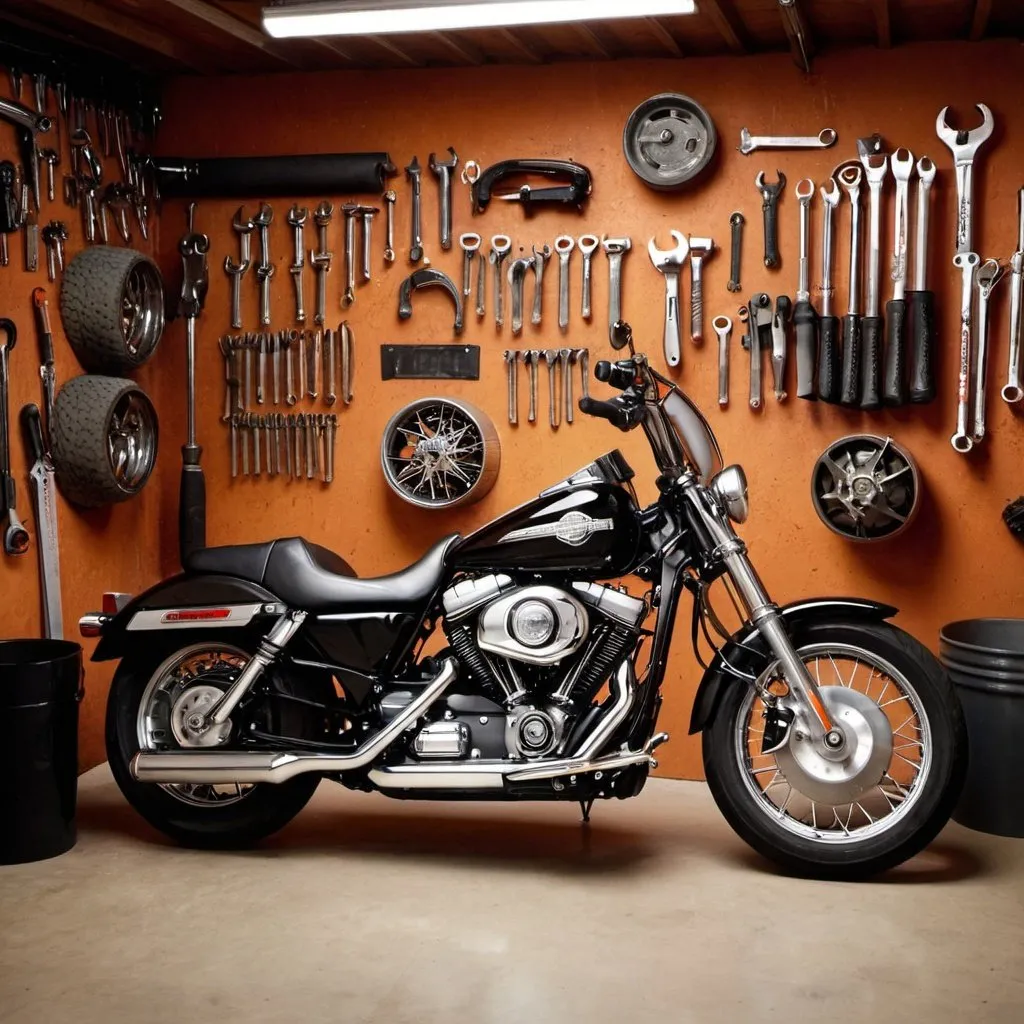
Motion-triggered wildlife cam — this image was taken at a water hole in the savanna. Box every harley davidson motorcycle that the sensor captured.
[82,326,966,879]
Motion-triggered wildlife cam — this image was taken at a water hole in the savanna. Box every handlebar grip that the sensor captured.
[578,396,630,429]
[594,359,634,390]
[840,314,861,407]
[792,299,818,400]
[883,298,907,406]
[907,290,936,404]
[860,315,883,411]
[817,315,841,403]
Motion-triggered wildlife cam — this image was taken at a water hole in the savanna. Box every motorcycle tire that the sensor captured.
[105,641,320,849]
[702,620,966,880]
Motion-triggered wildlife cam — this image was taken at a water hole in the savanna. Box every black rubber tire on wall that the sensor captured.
[60,246,165,374]
[51,375,159,508]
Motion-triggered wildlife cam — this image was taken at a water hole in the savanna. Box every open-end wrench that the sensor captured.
[793,178,818,399]
[755,171,786,269]
[713,315,732,406]
[507,257,532,335]
[504,349,518,424]
[459,232,481,296]
[489,235,512,328]
[578,234,598,319]
[688,237,714,342]
[357,205,378,281]
[771,295,791,401]
[382,189,396,263]
[224,255,249,330]
[287,205,307,324]
[859,150,888,411]
[739,127,837,155]
[972,258,1004,444]
[342,203,358,306]
[544,349,560,428]
[602,237,632,345]
[429,147,458,251]
[522,349,540,423]
[555,236,574,329]
[233,205,254,265]
[883,149,914,406]
[253,203,274,327]
[405,156,424,263]
[647,231,688,368]
[727,212,744,292]
[838,165,863,406]
[532,244,551,326]
[936,103,994,257]
[576,348,590,401]
[951,252,980,453]
[1005,189,1024,406]
[311,201,333,328]
[560,348,575,424]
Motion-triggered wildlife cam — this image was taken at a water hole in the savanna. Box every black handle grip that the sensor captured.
[840,314,861,407]
[178,460,206,567]
[578,395,627,428]
[817,315,841,403]
[593,360,634,390]
[762,200,780,269]
[860,315,883,411]
[472,159,592,213]
[32,289,54,365]
[20,403,44,464]
[883,299,907,407]
[0,316,16,352]
[907,290,937,404]
[792,300,818,400]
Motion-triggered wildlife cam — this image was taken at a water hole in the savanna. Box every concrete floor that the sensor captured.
[1,768,1023,1024]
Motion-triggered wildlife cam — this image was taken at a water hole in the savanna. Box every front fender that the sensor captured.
[687,597,898,735]
[91,574,283,662]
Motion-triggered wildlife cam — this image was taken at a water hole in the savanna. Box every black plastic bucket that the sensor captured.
[940,619,1024,838]
[0,639,84,864]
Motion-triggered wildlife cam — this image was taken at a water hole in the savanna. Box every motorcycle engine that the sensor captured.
[425,575,647,760]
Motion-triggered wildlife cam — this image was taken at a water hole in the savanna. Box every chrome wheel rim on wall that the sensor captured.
[811,434,920,541]
[381,397,500,509]
[137,642,255,807]
[121,259,164,358]
[109,389,157,491]
[734,643,932,844]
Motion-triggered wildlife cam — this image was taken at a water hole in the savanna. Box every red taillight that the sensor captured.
[161,608,232,623]
[102,592,131,615]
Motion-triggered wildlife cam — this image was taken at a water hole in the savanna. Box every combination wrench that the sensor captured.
[602,237,632,344]
[739,127,838,156]
[489,235,512,328]
[459,232,481,297]
[859,150,888,410]
[287,205,307,324]
[252,203,274,327]
[311,201,333,328]
[713,315,732,406]
[382,189,396,263]
[793,179,817,399]
[504,349,518,425]
[647,231,688,368]
[532,244,551,326]
[909,157,938,403]
[1002,188,1024,405]
[816,178,841,402]
[405,156,424,263]
[883,150,914,406]
[555,235,574,330]
[838,165,864,407]
[972,258,1004,444]
[578,234,598,319]
[951,252,981,453]
[727,212,744,292]
[755,170,785,269]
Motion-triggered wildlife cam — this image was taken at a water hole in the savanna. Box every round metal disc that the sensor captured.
[811,434,920,542]
[623,93,717,190]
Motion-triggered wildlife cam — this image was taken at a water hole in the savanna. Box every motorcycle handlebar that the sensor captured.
[594,359,635,390]
[578,395,638,430]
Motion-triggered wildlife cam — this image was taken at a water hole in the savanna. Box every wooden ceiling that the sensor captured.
[0,0,1019,74]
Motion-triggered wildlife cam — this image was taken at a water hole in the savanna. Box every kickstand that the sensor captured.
[579,799,594,824]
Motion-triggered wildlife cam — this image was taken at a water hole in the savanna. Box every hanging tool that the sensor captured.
[357,205,378,282]
[727,212,744,292]
[738,127,837,156]
[405,156,424,263]
[253,203,274,327]
[471,159,592,214]
[688,237,714,342]
[838,165,864,407]
[972,258,1005,444]
[504,349,519,425]
[489,235,512,328]
[340,321,354,405]
[713,315,732,406]
[792,179,817,399]
[883,150,914,406]
[287,205,308,324]
[578,234,598,320]
[382,189,396,263]
[560,348,576,424]
[178,204,210,564]
[0,319,29,556]
[858,145,888,411]
[532,244,551,326]
[522,349,540,423]
[756,170,785,269]
[312,201,333,328]
[0,94,51,213]
[648,231,688,368]
[0,161,18,267]
[816,178,841,403]
[429,147,458,251]
[341,203,358,307]
[603,237,632,346]
[459,232,481,297]
[908,157,938,404]
[31,288,57,449]
[951,252,980,453]
[544,349,560,428]
[745,294,772,410]
[1005,189,1024,406]
[576,348,590,402]
[555,235,574,330]
[771,296,791,401]
[20,404,63,638]
[398,268,464,334]
[324,327,337,405]
[507,257,532,335]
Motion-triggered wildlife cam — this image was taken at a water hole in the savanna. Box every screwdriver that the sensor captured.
[838,165,863,407]
[816,178,841,402]
[793,178,818,399]
[883,149,915,406]
[859,152,888,411]
[908,157,937,403]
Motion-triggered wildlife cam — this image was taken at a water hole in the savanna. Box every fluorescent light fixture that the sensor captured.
[263,0,697,38]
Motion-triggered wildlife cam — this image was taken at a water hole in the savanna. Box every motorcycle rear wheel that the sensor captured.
[703,621,966,880]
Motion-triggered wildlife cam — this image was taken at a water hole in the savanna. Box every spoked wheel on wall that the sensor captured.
[703,621,966,879]
[106,641,320,848]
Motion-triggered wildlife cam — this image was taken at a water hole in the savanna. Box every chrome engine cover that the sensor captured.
[477,585,589,665]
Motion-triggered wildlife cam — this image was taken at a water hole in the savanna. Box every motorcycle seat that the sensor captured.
[185,535,461,613]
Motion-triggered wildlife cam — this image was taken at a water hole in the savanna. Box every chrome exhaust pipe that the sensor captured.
[131,657,457,785]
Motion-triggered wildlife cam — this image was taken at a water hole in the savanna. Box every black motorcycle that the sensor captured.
[83,326,966,879]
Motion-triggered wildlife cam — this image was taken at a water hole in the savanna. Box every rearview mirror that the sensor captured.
[610,320,634,351]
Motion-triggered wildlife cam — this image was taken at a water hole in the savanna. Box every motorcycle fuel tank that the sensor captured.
[455,451,643,578]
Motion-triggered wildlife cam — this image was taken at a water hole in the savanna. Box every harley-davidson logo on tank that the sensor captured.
[499,511,615,548]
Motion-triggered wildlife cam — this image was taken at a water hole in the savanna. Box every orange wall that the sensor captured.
[0,98,169,770]
[7,39,1023,780]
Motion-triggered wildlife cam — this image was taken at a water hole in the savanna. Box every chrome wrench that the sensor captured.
[972,258,1005,443]
[555,235,574,329]
[713,315,732,406]
[647,231,688,368]
[739,127,838,156]
[489,235,512,328]
[1003,188,1024,405]
[602,237,631,343]
[459,232,481,296]
[532,244,551,326]
[578,234,598,320]
[951,252,980,453]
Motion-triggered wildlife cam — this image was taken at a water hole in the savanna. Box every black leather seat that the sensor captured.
[185,535,461,613]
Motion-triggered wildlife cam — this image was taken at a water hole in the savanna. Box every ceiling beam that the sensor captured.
[871,0,892,48]
[429,30,485,64]
[308,37,363,67]
[699,0,748,53]
[573,23,614,59]
[25,0,210,71]
[160,0,302,68]
[496,27,543,63]
[970,0,994,40]
[646,17,685,57]
[366,34,423,66]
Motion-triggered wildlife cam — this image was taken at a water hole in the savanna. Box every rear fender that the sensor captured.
[687,598,898,735]
[90,574,284,662]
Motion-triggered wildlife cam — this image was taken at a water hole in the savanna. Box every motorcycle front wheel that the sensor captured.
[703,620,966,880]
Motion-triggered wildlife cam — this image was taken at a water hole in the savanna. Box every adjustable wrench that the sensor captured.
[429,147,458,251]
[532,244,551,326]
[713,315,732,406]
[555,236,574,329]
[559,348,575,424]
[544,349,560,428]
[287,205,307,324]
[578,234,598,320]
[341,203,358,306]
[382,189,396,263]
[838,165,864,407]
[504,349,519,424]
[972,258,1004,444]
[883,150,914,406]
[459,232,481,296]
[756,171,786,269]
[688,237,714,342]
[1004,189,1024,405]
[859,149,888,411]
[936,103,993,257]
[489,235,512,328]
[253,203,274,327]
[727,212,744,292]
[647,231,688,368]
[507,257,532,335]
[793,179,818,399]
[771,295,791,401]
[224,255,250,330]
[522,349,540,423]
[602,237,632,344]
[312,201,333,327]
[405,156,424,263]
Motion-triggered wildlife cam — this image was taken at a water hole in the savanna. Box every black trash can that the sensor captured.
[940,619,1024,838]
[0,639,84,864]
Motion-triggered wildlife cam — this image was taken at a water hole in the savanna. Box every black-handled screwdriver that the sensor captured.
[793,178,818,399]
[816,178,841,402]
[860,152,889,411]
[883,149,916,406]
[908,156,938,403]
[838,165,863,407]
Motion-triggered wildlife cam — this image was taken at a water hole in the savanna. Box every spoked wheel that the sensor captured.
[703,621,966,879]
[106,641,320,848]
